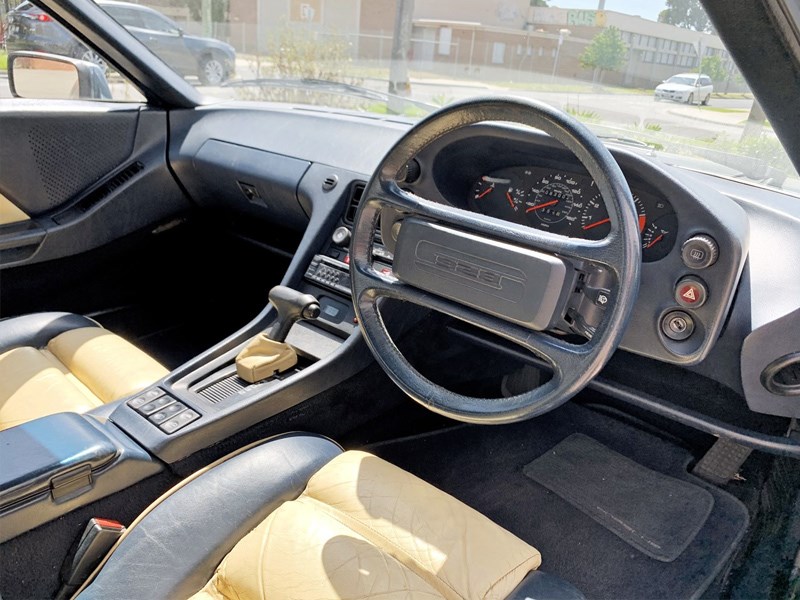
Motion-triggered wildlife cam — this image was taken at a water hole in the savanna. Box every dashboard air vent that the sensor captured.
[761,352,800,396]
[344,182,365,224]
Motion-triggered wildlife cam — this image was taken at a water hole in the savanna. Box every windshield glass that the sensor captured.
[90,0,798,193]
[665,76,696,85]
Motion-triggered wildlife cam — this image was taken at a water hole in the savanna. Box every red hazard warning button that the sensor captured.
[675,277,707,308]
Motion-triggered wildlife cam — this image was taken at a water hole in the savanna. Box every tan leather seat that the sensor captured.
[0,312,168,431]
[76,434,584,600]
[192,451,540,600]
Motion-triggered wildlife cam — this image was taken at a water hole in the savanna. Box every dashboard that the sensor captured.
[168,106,800,423]
[467,166,677,262]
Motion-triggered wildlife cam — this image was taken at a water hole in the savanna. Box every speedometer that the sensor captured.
[525,174,578,225]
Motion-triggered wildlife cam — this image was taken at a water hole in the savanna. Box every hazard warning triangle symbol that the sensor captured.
[682,288,696,301]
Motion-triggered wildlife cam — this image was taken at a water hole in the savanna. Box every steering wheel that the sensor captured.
[350,97,641,424]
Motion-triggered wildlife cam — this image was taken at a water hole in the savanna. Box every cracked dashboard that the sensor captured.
[397,124,750,366]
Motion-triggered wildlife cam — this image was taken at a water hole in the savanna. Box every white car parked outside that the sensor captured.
[654,73,713,105]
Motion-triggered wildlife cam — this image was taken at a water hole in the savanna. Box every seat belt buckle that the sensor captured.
[55,518,125,599]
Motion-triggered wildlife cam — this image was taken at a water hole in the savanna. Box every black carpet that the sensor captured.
[367,403,750,600]
[524,433,714,563]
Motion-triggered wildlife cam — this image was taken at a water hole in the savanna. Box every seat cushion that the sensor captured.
[0,346,102,431]
[192,451,541,600]
[0,314,168,431]
[47,327,168,403]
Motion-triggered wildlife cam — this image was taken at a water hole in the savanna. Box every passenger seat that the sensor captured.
[0,312,168,431]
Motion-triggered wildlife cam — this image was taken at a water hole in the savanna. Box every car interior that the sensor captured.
[0,0,799,599]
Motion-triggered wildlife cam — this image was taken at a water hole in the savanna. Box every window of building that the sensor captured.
[438,27,452,56]
[492,42,506,64]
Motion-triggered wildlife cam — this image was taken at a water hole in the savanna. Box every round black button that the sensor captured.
[681,235,719,270]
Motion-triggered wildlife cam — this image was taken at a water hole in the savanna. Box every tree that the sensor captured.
[579,27,627,83]
[170,0,228,23]
[530,0,549,6]
[699,55,726,82]
[658,0,713,33]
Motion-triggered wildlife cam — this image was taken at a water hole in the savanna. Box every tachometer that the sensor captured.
[526,174,578,225]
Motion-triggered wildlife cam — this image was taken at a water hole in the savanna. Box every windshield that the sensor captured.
[665,76,696,85]
[90,0,798,193]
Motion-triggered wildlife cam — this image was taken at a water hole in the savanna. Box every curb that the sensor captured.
[666,108,744,128]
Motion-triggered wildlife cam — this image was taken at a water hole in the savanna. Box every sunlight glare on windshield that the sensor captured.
[89,0,797,191]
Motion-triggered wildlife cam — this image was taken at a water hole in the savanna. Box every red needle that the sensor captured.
[645,234,664,249]
[505,191,516,209]
[582,217,610,231]
[526,200,559,213]
[476,187,492,199]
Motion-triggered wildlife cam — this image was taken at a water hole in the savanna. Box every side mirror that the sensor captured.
[8,51,112,101]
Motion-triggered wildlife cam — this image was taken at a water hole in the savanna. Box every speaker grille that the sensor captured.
[28,117,136,210]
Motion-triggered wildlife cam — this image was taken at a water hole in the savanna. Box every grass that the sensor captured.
[565,104,600,122]
[0,52,7,71]
[365,102,429,117]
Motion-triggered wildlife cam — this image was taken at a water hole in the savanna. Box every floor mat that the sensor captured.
[523,433,714,562]
[366,403,749,600]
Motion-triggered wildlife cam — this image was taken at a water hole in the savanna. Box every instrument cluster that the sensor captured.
[468,166,677,262]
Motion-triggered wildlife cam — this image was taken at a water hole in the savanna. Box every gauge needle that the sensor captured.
[526,200,559,213]
[476,187,492,199]
[645,234,664,249]
[505,191,516,209]
[582,217,610,231]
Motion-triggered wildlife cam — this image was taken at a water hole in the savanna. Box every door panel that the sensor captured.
[0,105,139,215]
[0,101,192,268]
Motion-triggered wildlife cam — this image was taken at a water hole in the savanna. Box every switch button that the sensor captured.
[675,277,708,308]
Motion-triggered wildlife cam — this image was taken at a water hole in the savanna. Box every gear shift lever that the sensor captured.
[235,286,320,383]
[267,286,321,342]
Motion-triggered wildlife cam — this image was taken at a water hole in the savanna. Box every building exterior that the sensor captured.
[170,0,743,90]
[359,1,741,89]
[227,0,361,53]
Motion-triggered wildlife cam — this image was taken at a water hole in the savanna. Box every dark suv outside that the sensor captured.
[4,1,236,85]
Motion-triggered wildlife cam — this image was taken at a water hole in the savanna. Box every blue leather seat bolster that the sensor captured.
[77,433,342,600]
[0,312,99,354]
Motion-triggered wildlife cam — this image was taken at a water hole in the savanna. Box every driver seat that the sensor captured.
[76,434,583,599]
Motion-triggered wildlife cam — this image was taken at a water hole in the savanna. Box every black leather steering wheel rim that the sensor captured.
[350,96,641,424]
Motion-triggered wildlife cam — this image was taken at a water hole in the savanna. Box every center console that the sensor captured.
[0,412,160,543]
[104,166,378,464]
